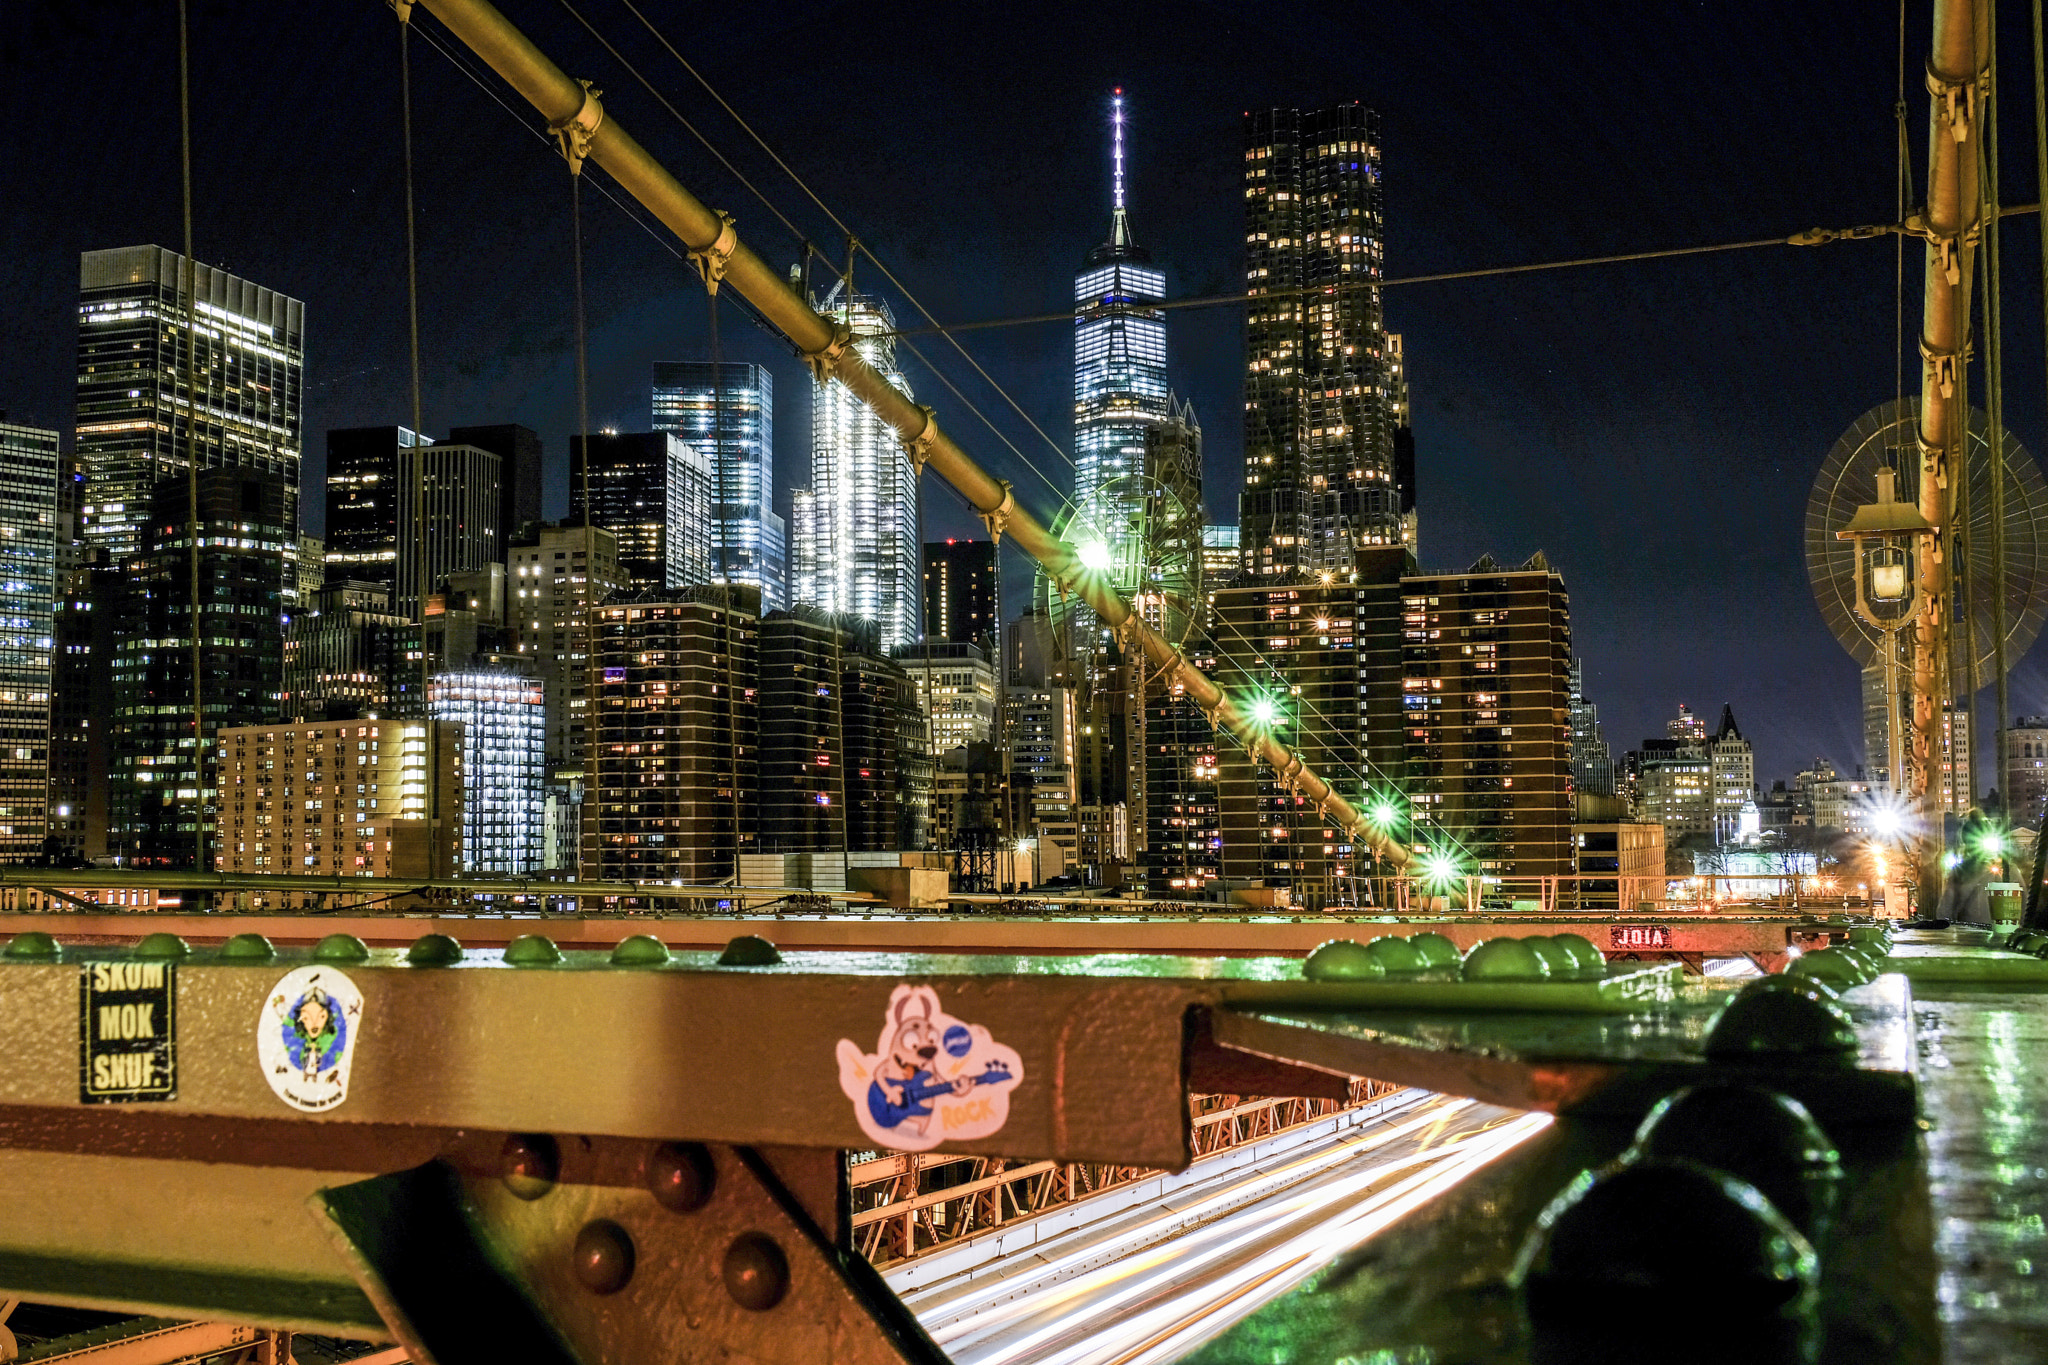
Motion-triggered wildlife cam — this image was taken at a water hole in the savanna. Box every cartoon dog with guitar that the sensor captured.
[837,985,1024,1150]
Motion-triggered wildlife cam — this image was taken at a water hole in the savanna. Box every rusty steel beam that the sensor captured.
[398,0,1406,870]
[0,908,1830,963]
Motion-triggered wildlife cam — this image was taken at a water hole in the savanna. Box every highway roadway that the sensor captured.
[887,1092,1551,1365]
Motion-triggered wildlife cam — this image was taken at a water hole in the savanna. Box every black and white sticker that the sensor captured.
[80,962,177,1104]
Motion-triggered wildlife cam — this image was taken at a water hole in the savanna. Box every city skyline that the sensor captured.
[1,1,2040,785]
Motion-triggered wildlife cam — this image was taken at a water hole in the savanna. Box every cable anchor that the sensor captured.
[902,405,939,476]
[979,480,1015,548]
[803,325,852,384]
[1926,61,1976,143]
[549,80,605,175]
[691,211,738,296]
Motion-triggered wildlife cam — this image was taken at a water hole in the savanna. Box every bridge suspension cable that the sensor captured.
[397,0,1411,868]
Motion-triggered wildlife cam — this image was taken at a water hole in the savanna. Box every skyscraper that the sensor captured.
[47,455,104,861]
[323,425,422,599]
[325,429,506,621]
[1364,554,1575,880]
[570,431,715,592]
[1213,572,1367,906]
[792,285,920,653]
[109,469,290,868]
[76,247,303,564]
[0,420,59,860]
[509,521,624,769]
[394,441,503,620]
[445,423,544,544]
[652,362,786,610]
[430,666,546,874]
[1240,107,1399,576]
[586,586,759,888]
[922,539,1000,651]
[1074,93,1170,542]
[1568,658,1616,798]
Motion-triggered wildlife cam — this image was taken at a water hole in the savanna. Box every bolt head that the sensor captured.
[572,1219,635,1296]
[500,1133,560,1201]
[722,1231,789,1311]
[646,1142,716,1213]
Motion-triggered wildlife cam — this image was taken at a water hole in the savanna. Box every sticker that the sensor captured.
[80,962,177,1103]
[836,985,1023,1151]
[257,966,364,1113]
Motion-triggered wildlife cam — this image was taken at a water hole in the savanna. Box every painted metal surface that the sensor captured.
[0,908,1827,963]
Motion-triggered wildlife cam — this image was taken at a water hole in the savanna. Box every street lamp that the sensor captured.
[1838,465,1935,917]
[1836,465,1934,793]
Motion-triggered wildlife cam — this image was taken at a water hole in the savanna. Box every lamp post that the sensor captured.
[1838,465,1935,912]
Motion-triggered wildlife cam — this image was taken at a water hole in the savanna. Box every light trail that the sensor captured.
[890,1094,1550,1365]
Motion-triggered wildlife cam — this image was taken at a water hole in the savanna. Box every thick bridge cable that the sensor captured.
[401,0,1409,868]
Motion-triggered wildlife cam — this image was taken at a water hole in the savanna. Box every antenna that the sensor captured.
[1111,89,1126,214]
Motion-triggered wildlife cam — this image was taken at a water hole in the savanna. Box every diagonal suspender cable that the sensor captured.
[179,0,207,873]
[2028,0,2048,922]
[596,0,1080,475]
[407,0,1407,867]
[399,7,432,717]
[1984,0,2013,821]
[411,6,1456,873]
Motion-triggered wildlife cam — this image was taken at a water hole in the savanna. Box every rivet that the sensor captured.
[219,932,275,961]
[500,1133,560,1200]
[312,933,371,963]
[646,1142,715,1212]
[504,934,563,966]
[2,932,60,960]
[572,1218,635,1295]
[610,934,670,966]
[406,933,463,966]
[722,1231,789,1311]
[134,932,190,960]
[717,934,781,966]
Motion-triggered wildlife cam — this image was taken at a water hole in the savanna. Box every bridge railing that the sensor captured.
[847,1079,1404,1267]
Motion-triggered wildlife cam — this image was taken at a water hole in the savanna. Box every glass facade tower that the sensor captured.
[571,431,716,593]
[1240,106,1400,576]
[429,667,545,874]
[75,246,303,565]
[0,421,59,859]
[791,285,920,654]
[652,361,786,610]
[1074,92,1170,550]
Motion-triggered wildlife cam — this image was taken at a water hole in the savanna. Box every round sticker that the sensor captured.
[256,966,364,1113]
[943,1024,973,1058]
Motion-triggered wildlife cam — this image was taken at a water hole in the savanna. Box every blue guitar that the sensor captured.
[866,1062,1015,1131]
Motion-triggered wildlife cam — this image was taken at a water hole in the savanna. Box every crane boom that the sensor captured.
[402,0,1409,869]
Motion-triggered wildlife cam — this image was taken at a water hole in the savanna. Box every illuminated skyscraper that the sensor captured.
[430,666,546,874]
[653,362,786,610]
[791,285,920,653]
[0,420,59,860]
[1074,91,1169,549]
[75,247,303,565]
[570,431,715,592]
[108,469,289,868]
[1240,106,1401,575]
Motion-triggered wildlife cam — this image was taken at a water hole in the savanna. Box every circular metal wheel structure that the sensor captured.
[1034,473,1205,673]
[1805,398,2048,678]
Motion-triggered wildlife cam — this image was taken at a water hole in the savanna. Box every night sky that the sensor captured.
[3,0,2045,787]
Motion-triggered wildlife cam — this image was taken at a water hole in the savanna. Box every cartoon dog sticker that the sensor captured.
[836,985,1023,1151]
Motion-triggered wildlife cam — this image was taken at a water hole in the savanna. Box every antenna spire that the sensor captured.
[1109,89,1130,247]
